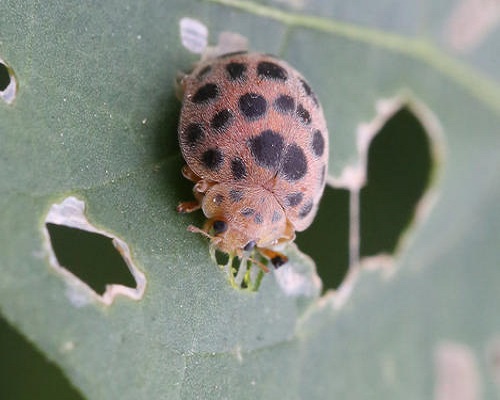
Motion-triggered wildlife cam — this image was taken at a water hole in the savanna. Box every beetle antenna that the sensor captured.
[248,257,269,273]
[187,224,212,238]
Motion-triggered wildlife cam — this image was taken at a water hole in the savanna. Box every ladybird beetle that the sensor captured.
[177,51,328,277]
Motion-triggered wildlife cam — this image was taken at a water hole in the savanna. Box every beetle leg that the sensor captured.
[178,165,215,213]
[247,256,270,273]
[176,201,201,213]
[181,164,201,182]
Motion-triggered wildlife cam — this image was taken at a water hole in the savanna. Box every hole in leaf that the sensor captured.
[0,58,17,104]
[214,249,265,291]
[44,196,146,304]
[46,223,136,295]
[296,107,433,291]
[295,187,350,291]
[360,108,432,256]
[0,63,10,90]
[214,249,230,266]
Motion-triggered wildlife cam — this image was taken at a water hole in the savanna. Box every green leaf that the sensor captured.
[1,0,500,398]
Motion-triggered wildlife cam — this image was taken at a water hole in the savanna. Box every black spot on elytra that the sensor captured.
[280,144,307,181]
[197,65,212,80]
[254,213,263,224]
[312,130,325,157]
[239,93,267,120]
[214,194,224,205]
[248,130,285,170]
[271,210,282,223]
[192,83,219,103]
[202,148,223,171]
[241,208,255,217]
[296,104,311,125]
[229,189,243,203]
[300,78,312,96]
[185,123,205,147]
[300,78,319,106]
[211,109,233,132]
[299,200,313,219]
[231,157,247,180]
[226,62,247,81]
[257,61,288,81]
[274,95,295,114]
[285,192,303,207]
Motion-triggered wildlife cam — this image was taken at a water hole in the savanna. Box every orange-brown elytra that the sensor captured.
[177,51,328,283]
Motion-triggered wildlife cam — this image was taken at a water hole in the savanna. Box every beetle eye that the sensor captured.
[212,220,228,234]
[243,240,256,252]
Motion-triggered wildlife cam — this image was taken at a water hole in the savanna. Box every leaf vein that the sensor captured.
[208,0,500,115]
